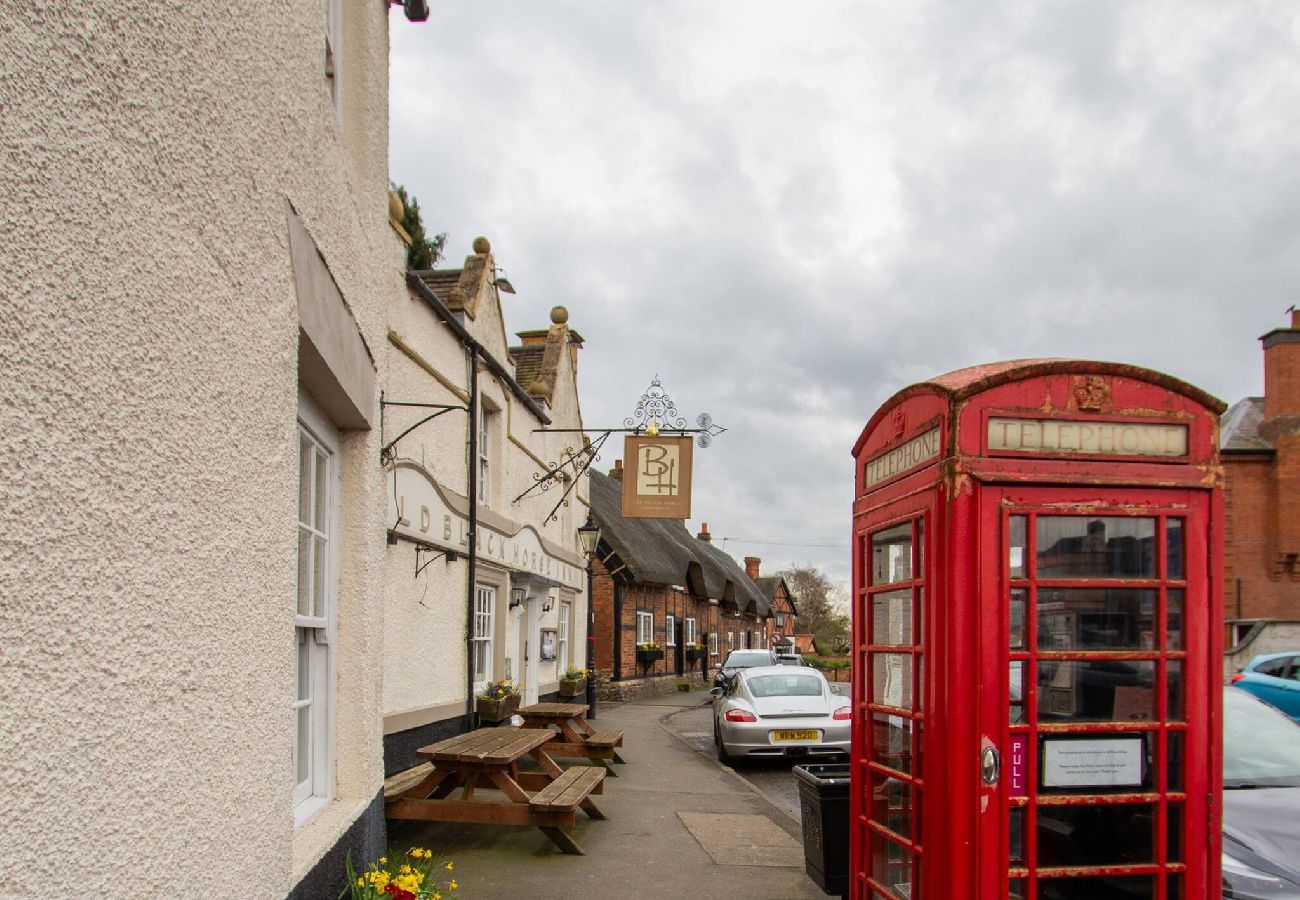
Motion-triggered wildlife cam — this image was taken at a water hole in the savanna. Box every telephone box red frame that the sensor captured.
[849,360,1226,900]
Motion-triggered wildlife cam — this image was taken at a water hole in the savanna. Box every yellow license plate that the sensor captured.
[773,730,820,742]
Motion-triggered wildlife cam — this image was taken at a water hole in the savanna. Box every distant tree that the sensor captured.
[391,183,446,271]
[777,564,851,655]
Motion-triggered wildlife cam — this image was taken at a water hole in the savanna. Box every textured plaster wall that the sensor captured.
[1,4,399,897]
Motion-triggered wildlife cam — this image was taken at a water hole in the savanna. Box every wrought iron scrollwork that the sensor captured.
[624,375,687,433]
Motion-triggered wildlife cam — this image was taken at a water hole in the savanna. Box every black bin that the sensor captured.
[793,762,851,897]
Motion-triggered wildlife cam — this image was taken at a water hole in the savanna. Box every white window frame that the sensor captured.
[740,631,749,650]
[665,614,676,647]
[473,585,495,690]
[636,610,654,645]
[325,0,342,115]
[709,631,719,656]
[776,612,785,628]
[727,631,734,652]
[558,600,571,668]
[685,616,697,645]
[295,392,338,827]
[477,403,491,507]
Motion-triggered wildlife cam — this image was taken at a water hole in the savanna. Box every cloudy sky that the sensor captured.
[390,2,1300,590]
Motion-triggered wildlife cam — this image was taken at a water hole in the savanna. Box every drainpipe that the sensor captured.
[612,580,623,681]
[464,345,479,732]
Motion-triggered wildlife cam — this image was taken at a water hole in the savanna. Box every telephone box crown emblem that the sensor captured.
[1072,375,1111,412]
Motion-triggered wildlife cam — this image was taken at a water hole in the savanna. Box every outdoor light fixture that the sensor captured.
[492,267,516,295]
[542,594,555,613]
[508,588,525,610]
[577,515,601,558]
[390,0,429,22]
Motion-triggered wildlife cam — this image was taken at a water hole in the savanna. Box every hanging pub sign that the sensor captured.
[622,435,693,519]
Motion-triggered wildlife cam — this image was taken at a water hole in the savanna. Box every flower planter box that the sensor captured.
[636,648,665,667]
[476,692,521,723]
[559,678,586,698]
[686,648,706,662]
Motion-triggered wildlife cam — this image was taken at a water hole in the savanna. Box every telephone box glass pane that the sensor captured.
[872,524,913,585]
[1036,803,1156,866]
[1009,588,1026,649]
[1008,878,1026,900]
[1039,877,1153,900]
[870,769,913,839]
[1038,733,1154,795]
[1008,807,1025,863]
[872,589,913,645]
[872,654,914,710]
[1167,731,1184,791]
[1009,660,1025,724]
[1167,589,1184,650]
[1009,515,1027,578]
[870,843,912,900]
[1166,518,1184,580]
[1035,588,1156,650]
[1166,660,1184,722]
[1036,516,1156,578]
[1036,660,1155,722]
[1167,803,1183,862]
[872,713,912,774]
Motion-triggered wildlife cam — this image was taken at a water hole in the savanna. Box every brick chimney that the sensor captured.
[744,556,761,580]
[1260,309,1300,571]
[610,459,623,482]
[697,522,712,543]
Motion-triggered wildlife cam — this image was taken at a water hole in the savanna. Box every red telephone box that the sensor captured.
[849,361,1226,900]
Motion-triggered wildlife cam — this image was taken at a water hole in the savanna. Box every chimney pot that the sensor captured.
[744,556,761,580]
[697,522,712,543]
[610,459,623,482]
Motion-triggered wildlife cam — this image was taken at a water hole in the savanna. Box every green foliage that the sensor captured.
[777,564,852,654]
[391,183,447,271]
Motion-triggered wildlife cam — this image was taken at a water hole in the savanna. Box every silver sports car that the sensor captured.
[711,664,851,763]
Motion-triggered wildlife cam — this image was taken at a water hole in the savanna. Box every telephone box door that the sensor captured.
[978,486,1214,900]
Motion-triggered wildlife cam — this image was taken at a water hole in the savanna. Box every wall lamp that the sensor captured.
[542,595,555,613]
[508,588,526,611]
[390,0,429,22]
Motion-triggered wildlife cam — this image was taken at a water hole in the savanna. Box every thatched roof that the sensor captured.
[590,469,769,615]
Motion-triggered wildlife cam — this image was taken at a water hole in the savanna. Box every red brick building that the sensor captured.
[1221,310,1300,672]
[748,560,799,652]
[589,467,772,700]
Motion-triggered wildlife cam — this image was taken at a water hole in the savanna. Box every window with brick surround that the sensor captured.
[685,617,697,645]
[665,614,676,646]
[637,610,654,645]
[709,631,719,656]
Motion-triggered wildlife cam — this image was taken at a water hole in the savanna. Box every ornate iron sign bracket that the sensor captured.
[379,391,468,466]
[516,376,727,523]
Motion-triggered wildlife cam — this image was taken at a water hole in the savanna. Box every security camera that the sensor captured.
[403,0,429,22]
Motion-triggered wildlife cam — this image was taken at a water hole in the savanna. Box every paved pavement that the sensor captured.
[663,697,805,822]
[387,689,828,900]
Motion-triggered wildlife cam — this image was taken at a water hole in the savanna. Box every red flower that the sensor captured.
[382,885,416,900]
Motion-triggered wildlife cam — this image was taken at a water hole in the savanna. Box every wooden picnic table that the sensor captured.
[516,702,627,771]
[385,726,606,855]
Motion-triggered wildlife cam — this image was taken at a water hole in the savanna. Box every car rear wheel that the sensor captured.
[714,724,737,766]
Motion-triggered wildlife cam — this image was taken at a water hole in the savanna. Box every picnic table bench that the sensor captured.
[384,726,605,855]
[516,702,627,772]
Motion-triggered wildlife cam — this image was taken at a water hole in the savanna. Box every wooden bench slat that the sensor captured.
[383,762,435,799]
[529,766,605,812]
[583,729,624,747]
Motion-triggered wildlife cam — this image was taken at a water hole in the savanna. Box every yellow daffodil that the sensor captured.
[449,879,458,890]
[356,877,364,887]
[400,865,412,875]
[379,856,387,864]
[445,861,454,871]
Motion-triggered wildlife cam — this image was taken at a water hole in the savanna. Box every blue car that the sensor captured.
[1231,651,1300,720]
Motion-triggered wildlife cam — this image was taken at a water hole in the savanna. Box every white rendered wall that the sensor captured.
[1,3,399,896]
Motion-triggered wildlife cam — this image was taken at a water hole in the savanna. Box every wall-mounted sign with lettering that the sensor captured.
[1042,737,1144,788]
[864,427,941,488]
[622,435,693,519]
[988,417,1188,458]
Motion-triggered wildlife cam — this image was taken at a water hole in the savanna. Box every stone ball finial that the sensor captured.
[550,305,569,325]
[472,236,491,254]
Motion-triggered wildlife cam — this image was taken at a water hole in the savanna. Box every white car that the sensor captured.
[711,665,851,764]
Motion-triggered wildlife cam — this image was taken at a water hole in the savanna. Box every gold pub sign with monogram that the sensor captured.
[622,435,693,519]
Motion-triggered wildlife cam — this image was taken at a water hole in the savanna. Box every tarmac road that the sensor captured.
[663,694,806,823]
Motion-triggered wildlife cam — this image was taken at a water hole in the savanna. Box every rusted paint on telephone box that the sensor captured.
[849,360,1226,900]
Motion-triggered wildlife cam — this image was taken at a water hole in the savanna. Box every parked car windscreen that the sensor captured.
[1224,687,1300,787]
[748,673,825,698]
[723,651,774,668]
